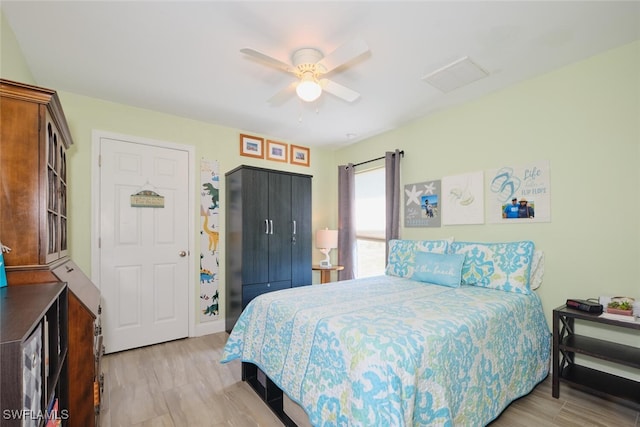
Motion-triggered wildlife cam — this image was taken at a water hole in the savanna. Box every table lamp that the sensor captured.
[316,228,338,268]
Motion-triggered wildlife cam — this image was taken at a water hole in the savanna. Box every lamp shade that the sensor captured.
[316,229,338,249]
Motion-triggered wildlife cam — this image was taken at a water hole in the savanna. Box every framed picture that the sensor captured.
[266,140,288,163]
[239,134,264,159]
[290,144,310,167]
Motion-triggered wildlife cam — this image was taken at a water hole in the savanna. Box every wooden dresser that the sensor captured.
[0,79,103,427]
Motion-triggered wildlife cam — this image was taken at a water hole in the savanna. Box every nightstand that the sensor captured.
[552,304,640,410]
[312,265,344,284]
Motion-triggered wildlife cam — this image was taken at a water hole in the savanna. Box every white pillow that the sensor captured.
[530,250,544,290]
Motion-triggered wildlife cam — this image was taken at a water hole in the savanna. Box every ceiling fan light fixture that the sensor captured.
[296,72,322,102]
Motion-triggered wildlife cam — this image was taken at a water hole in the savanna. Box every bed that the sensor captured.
[221,239,550,426]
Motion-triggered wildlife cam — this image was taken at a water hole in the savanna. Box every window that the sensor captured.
[354,167,386,278]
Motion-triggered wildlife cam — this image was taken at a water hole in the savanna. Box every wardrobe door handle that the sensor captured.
[264,219,269,234]
[269,220,274,235]
[291,220,297,245]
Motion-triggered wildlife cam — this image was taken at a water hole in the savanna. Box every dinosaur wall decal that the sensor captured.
[200,159,220,321]
[202,182,219,211]
[202,215,219,253]
[201,290,219,316]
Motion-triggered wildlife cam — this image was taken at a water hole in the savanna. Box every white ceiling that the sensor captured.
[2,1,639,148]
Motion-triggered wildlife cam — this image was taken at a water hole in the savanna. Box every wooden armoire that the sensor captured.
[225,165,312,333]
[0,79,103,426]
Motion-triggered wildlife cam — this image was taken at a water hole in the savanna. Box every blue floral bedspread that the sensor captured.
[221,275,551,426]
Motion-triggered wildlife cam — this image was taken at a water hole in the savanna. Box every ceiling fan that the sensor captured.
[240,37,369,104]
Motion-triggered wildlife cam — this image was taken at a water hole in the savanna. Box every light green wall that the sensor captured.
[335,41,640,377]
[58,93,336,310]
[53,92,337,332]
[0,9,35,83]
[336,41,640,315]
[57,93,330,262]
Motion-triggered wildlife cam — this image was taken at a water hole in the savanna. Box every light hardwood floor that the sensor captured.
[100,333,639,427]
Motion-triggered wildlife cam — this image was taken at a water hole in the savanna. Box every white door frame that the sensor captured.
[91,130,196,339]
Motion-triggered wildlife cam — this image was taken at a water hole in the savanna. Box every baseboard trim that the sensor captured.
[193,318,224,337]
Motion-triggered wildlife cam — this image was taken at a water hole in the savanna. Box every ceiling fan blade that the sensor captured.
[240,48,294,73]
[268,81,297,105]
[320,79,360,103]
[316,36,369,74]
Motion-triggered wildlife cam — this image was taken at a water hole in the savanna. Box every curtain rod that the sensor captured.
[350,150,404,168]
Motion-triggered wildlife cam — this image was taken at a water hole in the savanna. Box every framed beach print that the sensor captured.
[290,144,310,167]
[266,140,288,163]
[239,134,264,159]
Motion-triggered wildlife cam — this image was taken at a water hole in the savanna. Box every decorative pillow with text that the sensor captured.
[412,252,465,288]
[386,239,451,278]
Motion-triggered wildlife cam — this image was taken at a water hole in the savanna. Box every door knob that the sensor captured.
[179,251,187,257]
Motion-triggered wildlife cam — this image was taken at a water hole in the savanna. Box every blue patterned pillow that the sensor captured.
[412,252,465,287]
[449,241,535,294]
[386,239,451,278]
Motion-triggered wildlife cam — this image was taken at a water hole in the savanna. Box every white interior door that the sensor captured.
[98,136,190,353]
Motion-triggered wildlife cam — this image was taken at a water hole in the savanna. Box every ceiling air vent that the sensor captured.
[422,56,489,93]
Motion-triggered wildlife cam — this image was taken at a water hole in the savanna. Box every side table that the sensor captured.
[552,304,640,410]
[312,265,344,284]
